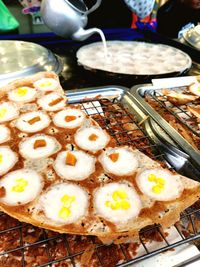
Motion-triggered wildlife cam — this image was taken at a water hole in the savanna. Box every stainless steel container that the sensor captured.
[0,40,63,86]
[181,26,200,51]
[130,81,200,174]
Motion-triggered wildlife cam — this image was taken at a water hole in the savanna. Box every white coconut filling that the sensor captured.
[33,78,59,92]
[94,182,142,224]
[53,108,86,129]
[8,86,37,103]
[99,147,139,176]
[19,134,61,159]
[0,146,18,175]
[0,102,19,123]
[37,92,66,111]
[39,183,89,224]
[0,169,43,206]
[0,125,10,144]
[136,168,184,201]
[15,111,50,133]
[74,126,110,153]
[189,83,200,96]
[54,150,96,181]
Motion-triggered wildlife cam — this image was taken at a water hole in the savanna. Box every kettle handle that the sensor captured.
[85,0,102,15]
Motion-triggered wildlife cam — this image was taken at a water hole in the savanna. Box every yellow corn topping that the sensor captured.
[12,178,28,193]
[120,199,131,210]
[148,173,157,182]
[59,206,71,219]
[105,190,130,210]
[40,81,52,88]
[16,87,28,97]
[0,154,3,164]
[152,185,162,194]
[148,174,166,194]
[58,194,76,219]
[112,190,127,201]
[0,108,7,119]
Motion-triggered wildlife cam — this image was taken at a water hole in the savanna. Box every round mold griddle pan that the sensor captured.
[76,41,192,86]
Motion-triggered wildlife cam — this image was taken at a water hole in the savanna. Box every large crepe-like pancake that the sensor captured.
[0,72,199,244]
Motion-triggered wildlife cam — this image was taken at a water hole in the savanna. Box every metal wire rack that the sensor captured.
[1,97,200,267]
[145,86,200,138]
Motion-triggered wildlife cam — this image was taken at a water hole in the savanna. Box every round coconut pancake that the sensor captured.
[19,134,61,159]
[0,146,18,176]
[0,168,43,206]
[0,102,19,123]
[8,86,37,103]
[0,125,10,144]
[53,108,86,129]
[39,183,89,224]
[37,92,66,111]
[189,82,200,96]
[136,168,184,201]
[15,111,50,133]
[99,147,139,176]
[74,126,110,153]
[33,78,60,92]
[54,150,96,181]
[0,72,199,244]
[94,182,142,224]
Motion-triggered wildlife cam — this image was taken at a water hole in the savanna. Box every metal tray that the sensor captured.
[1,86,200,267]
[0,41,63,86]
[182,26,200,51]
[131,83,200,175]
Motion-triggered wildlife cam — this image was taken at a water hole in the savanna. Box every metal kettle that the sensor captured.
[41,0,102,41]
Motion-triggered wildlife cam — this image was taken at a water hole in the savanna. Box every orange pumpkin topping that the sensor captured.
[33,139,47,149]
[89,133,98,141]
[28,116,41,125]
[109,153,119,162]
[65,115,77,122]
[49,97,63,106]
[66,152,77,166]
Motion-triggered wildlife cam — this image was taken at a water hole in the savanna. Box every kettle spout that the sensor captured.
[72,27,101,41]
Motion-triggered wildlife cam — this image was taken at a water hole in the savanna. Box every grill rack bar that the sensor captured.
[148,87,200,137]
[1,93,200,267]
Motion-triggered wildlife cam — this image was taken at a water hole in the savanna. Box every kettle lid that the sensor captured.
[65,0,87,12]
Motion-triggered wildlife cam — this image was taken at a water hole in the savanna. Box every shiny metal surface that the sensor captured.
[0,40,63,86]
[182,26,200,51]
[41,0,102,41]
[130,84,200,174]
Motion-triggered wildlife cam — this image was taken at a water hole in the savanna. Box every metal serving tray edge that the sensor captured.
[130,84,200,173]
[65,85,200,181]
[65,85,147,122]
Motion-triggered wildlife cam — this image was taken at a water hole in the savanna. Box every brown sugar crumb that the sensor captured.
[33,139,47,149]
[66,152,77,166]
[28,116,41,125]
[89,133,98,141]
[0,186,6,198]
[65,115,77,122]
[109,153,119,162]
[48,97,63,106]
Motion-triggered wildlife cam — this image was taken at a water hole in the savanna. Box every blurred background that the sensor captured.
[1,0,168,35]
